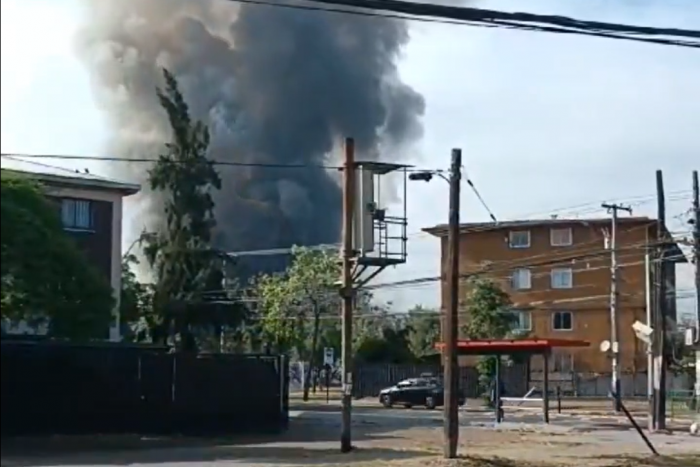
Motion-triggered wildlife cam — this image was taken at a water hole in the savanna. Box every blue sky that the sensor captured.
[1,0,698,318]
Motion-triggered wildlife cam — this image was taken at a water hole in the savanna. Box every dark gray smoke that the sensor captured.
[76,0,424,254]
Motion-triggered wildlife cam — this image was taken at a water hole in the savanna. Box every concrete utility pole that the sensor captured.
[602,202,632,413]
[444,149,461,459]
[340,137,356,453]
[692,170,699,407]
[651,169,667,431]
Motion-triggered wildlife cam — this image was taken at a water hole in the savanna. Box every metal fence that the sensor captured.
[1,340,289,437]
[530,371,692,397]
[668,389,699,419]
[352,363,529,399]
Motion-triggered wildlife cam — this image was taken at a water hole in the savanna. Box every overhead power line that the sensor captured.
[307,0,700,45]
[1,152,434,172]
[230,0,700,48]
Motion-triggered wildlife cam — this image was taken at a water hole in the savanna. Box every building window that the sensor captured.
[550,352,574,372]
[61,198,93,230]
[552,311,573,331]
[512,310,532,332]
[510,268,532,290]
[509,230,530,249]
[551,268,573,289]
[550,227,573,246]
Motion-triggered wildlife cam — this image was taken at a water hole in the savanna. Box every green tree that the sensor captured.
[140,68,229,349]
[461,277,514,392]
[405,305,441,359]
[0,171,114,339]
[120,253,155,341]
[255,246,340,400]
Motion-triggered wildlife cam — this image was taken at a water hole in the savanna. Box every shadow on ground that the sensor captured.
[1,445,431,466]
[1,419,430,466]
[590,454,700,467]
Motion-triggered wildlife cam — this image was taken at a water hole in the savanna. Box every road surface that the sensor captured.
[2,406,698,467]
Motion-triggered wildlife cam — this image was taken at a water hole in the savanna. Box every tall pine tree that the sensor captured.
[141,69,225,350]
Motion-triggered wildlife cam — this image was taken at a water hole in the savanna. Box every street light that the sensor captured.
[408,170,449,183]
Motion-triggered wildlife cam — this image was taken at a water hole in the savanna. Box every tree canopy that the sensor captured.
[0,171,114,339]
[461,277,515,391]
[136,68,238,349]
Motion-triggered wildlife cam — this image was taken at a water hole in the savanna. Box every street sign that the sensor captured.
[323,347,334,366]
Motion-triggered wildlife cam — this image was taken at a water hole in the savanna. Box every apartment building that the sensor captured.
[423,217,686,374]
[2,156,140,340]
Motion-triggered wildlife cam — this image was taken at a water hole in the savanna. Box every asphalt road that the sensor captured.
[290,402,697,433]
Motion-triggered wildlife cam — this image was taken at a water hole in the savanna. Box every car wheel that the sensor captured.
[425,396,437,410]
[381,394,393,408]
[403,403,413,409]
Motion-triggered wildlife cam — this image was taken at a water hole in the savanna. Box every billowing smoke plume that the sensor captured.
[76,0,424,254]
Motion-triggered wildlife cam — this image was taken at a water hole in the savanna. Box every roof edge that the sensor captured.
[4,169,140,196]
[423,217,656,237]
[422,218,688,264]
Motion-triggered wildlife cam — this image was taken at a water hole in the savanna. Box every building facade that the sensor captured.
[2,157,140,340]
[424,218,685,374]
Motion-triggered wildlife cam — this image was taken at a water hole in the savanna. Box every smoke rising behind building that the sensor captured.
[75,0,425,256]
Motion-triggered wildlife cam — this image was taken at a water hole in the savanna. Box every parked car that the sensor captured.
[378,377,466,409]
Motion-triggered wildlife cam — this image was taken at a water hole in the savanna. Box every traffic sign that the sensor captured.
[323,347,334,366]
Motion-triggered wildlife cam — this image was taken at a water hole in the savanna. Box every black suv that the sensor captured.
[378,377,466,409]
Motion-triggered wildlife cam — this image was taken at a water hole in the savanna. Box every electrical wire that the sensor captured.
[224,0,700,49]
[463,172,497,224]
[1,152,343,171]
[205,241,687,301]
[198,286,697,322]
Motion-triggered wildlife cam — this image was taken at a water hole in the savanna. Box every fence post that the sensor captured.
[281,354,289,430]
[557,386,562,414]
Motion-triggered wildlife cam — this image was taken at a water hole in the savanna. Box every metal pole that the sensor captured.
[692,170,699,334]
[543,352,550,423]
[652,169,667,431]
[494,355,503,424]
[610,205,621,412]
[602,202,631,412]
[443,148,461,459]
[340,137,355,453]
[692,170,699,407]
[644,242,653,403]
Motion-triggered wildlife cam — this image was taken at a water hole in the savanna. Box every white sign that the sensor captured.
[323,347,335,366]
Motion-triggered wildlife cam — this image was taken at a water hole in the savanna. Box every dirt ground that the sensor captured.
[3,418,698,467]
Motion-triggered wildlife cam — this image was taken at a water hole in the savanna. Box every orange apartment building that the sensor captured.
[423,217,686,375]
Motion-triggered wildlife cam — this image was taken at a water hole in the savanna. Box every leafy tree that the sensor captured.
[120,253,154,341]
[354,323,415,364]
[0,171,114,339]
[255,246,340,400]
[139,68,231,350]
[405,305,441,359]
[460,277,514,392]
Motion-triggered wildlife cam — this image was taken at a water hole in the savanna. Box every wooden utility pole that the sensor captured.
[651,169,667,431]
[340,137,355,453]
[602,203,632,412]
[444,148,461,459]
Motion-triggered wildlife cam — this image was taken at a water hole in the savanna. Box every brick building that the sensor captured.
[2,156,140,340]
[423,218,686,374]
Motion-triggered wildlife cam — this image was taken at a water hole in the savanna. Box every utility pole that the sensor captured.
[602,202,632,413]
[692,170,699,409]
[340,137,355,453]
[444,148,461,459]
[651,169,667,431]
